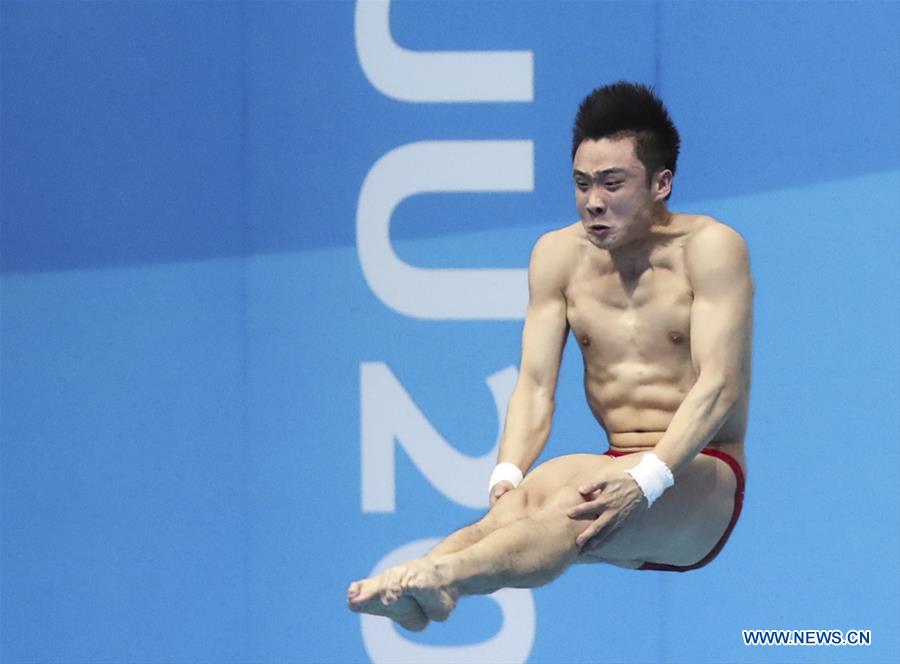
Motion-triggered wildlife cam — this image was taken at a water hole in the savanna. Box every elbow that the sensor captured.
[698,371,740,410]
[514,376,556,409]
[715,373,741,409]
[527,388,556,425]
[511,384,556,429]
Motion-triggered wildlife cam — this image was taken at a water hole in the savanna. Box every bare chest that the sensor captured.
[564,258,694,370]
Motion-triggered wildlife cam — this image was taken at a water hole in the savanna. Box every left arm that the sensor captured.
[652,222,753,474]
[572,222,753,548]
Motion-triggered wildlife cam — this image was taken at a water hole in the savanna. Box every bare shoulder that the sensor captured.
[528,224,579,292]
[684,216,748,256]
[683,217,751,276]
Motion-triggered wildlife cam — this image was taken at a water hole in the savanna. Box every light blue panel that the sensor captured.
[662,170,900,663]
[659,0,900,203]
[1,261,247,661]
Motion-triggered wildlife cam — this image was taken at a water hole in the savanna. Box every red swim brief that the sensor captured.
[604,447,745,572]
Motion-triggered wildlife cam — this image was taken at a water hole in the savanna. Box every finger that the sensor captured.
[576,516,614,548]
[578,527,604,549]
[575,526,597,549]
[489,483,511,505]
[491,492,510,507]
[584,526,617,553]
[567,500,605,518]
[578,480,606,495]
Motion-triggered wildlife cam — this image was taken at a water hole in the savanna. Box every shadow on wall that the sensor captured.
[2,1,898,270]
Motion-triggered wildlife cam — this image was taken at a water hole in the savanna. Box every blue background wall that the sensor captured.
[2,1,898,662]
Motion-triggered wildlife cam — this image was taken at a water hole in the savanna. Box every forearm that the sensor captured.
[496,387,555,474]
[652,375,738,476]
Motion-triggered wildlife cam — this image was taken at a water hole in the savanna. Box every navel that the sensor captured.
[668,331,684,344]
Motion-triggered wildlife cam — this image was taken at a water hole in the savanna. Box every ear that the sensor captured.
[654,169,673,201]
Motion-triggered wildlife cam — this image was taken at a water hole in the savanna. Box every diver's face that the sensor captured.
[573,136,667,251]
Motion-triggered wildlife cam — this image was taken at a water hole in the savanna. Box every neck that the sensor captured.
[610,243,653,282]
[608,205,671,258]
[650,202,672,227]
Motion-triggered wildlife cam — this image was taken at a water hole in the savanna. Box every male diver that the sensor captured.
[348,82,752,631]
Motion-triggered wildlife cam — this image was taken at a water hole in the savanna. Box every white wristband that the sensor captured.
[624,453,675,507]
[488,462,523,493]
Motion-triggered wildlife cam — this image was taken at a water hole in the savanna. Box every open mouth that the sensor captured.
[590,224,610,232]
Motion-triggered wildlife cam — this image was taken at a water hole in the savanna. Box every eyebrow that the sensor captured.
[573,168,628,179]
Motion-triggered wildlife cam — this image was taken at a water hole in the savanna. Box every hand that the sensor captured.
[489,481,515,507]
[568,468,646,552]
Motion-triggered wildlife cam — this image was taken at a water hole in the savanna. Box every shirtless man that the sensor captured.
[347,81,753,631]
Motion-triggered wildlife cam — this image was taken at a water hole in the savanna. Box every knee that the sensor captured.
[487,486,529,524]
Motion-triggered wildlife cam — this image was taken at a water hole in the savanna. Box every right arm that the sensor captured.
[491,232,570,501]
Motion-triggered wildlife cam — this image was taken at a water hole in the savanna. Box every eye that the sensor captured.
[575,180,589,191]
[605,181,623,190]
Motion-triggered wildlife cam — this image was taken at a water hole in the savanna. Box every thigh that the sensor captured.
[513,452,738,568]
[583,452,738,567]
[481,454,605,528]
[515,453,615,510]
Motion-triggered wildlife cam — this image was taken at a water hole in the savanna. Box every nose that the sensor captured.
[585,188,605,217]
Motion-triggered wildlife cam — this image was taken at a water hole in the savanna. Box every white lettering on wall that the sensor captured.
[361,362,517,512]
[356,140,531,320]
[355,1,537,659]
[355,0,533,102]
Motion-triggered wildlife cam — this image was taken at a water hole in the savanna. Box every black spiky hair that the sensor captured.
[571,81,680,179]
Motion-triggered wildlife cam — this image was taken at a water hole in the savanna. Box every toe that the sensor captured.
[349,579,379,607]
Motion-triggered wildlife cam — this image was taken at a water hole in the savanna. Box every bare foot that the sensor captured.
[347,569,429,632]
[396,558,459,622]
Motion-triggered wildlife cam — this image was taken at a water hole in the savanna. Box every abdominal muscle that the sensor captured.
[588,381,748,476]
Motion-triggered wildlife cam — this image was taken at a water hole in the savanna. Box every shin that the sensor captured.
[435,485,586,596]
[427,488,531,558]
